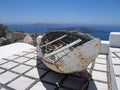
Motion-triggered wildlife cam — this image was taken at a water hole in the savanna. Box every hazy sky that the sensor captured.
[0,0,120,25]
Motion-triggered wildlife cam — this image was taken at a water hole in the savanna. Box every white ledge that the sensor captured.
[0,43,35,59]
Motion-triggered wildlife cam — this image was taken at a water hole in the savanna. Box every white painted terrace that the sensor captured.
[0,32,120,90]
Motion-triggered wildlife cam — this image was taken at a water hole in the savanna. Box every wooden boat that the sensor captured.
[37,31,101,73]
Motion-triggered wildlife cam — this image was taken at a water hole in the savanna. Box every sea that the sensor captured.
[7,24,120,40]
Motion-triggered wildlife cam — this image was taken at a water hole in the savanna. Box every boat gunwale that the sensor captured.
[39,37,100,65]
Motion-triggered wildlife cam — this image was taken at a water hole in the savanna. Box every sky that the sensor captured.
[0,0,120,25]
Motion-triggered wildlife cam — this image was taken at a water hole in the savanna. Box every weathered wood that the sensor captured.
[44,39,81,58]
[41,34,67,48]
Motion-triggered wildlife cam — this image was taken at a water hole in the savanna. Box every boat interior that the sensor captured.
[40,31,93,62]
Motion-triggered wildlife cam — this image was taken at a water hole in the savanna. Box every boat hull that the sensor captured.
[38,35,101,73]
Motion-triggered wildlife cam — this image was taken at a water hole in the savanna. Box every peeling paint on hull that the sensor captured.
[37,31,101,73]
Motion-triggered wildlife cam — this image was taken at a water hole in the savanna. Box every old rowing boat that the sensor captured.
[37,31,101,73]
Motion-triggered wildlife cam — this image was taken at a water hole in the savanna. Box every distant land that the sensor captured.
[7,23,120,40]
[0,23,39,46]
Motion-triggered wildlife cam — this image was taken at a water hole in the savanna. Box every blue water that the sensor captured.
[7,24,120,40]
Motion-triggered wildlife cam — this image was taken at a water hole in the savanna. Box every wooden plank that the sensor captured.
[38,56,55,64]
[41,34,67,48]
[45,39,82,58]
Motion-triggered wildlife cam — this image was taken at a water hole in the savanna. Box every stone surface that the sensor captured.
[97,54,106,59]
[36,68,48,78]
[94,63,107,71]
[110,47,120,90]
[113,65,120,75]
[111,53,117,58]
[14,52,28,56]
[25,68,40,79]
[94,81,108,90]
[92,71,107,82]
[24,53,37,58]
[41,82,56,90]
[0,68,5,73]
[4,55,19,60]
[115,77,120,90]
[0,61,18,69]
[25,49,36,53]
[11,64,32,74]
[88,81,97,90]
[25,59,37,66]
[41,71,65,84]
[88,81,108,90]
[95,58,106,64]
[0,88,7,90]
[100,40,109,54]
[0,48,111,90]
[8,76,35,90]
[109,32,120,47]
[116,52,120,57]
[112,58,120,64]
[87,63,92,69]
[62,76,84,90]
[0,71,18,84]
[13,57,29,63]
[37,63,49,70]
[0,43,36,59]
[0,59,7,65]
[30,82,56,90]
[110,47,120,52]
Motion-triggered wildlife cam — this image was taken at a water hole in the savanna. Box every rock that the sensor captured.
[0,23,26,46]
[0,24,7,38]
[0,23,39,46]
[6,32,24,43]
[0,37,6,46]
[30,33,40,46]
[23,34,34,44]
[0,37,11,46]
